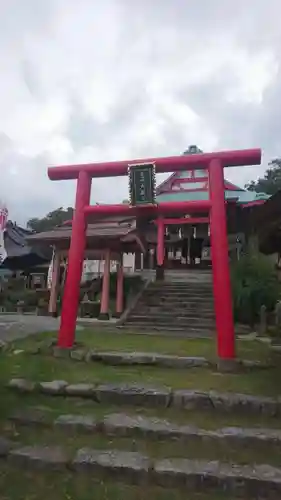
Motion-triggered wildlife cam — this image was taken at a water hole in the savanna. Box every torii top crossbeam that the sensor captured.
[48,149,261,180]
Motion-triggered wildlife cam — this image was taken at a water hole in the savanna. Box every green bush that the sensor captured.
[21,290,38,307]
[231,254,280,326]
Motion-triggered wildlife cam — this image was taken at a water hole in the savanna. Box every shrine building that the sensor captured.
[28,146,269,279]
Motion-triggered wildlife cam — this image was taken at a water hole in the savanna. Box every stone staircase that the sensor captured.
[7,373,281,499]
[3,333,281,498]
[121,270,215,336]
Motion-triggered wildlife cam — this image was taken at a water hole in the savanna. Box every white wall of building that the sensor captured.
[81,253,136,282]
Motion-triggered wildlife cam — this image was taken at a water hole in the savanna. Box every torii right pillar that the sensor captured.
[209,158,236,370]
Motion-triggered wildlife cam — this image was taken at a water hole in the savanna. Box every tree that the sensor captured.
[245,158,281,195]
[183,145,203,155]
[27,207,74,232]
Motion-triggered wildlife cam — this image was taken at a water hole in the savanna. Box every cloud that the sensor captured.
[0,0,281,224]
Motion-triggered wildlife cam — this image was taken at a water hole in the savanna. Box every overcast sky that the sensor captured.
[0,0,280,225]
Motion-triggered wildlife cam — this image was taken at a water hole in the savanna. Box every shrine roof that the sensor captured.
[27,222,134,242]
[26,220,145,253]
[156,170,269,206]
[1,221,51,270]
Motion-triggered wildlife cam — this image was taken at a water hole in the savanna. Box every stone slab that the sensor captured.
[219,426,281,444]
[154,355,209,368]
[172,389,280,416]
[81,351,210,368]
[8,376,280,418]
[73,448,151,483]
[90,351,155,366]
[9,445,69,470]
[8,378,36,393]
[0,437,14,456]
[209,391,279,416]
[9,409,49,427]
[39,380,68,395]
[55,414,97,431]
[103,413,185,439]
[65,383,96,398]
[70,349,87,361]
[153,458,281,497]
[172,390,213,411]
[96,384,171,408]
[240,359,273,370]
[102,413,281,448]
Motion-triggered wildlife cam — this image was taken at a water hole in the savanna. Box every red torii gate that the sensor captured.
[48,148,261,362]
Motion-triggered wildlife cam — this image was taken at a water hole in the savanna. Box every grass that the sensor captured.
[1,331,281,499]
[0,467,237,500]
[12,329,271,361]
[3,414,281,467]
[1,348,281,397]
[4,329,280,397]
[2,389,281,429]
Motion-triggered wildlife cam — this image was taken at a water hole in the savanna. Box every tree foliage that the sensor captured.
[245,158,281,195]
[231,253,280,326]
[27,207,74,232]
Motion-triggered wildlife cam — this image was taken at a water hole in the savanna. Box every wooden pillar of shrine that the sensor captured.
[48,249,61,317]
[99,249,111,320]
[115,254,124,318]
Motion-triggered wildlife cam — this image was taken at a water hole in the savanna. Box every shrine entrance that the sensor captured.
[48,148,261,362]
[155,216,210,270]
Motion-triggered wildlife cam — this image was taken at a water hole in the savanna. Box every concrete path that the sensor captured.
[0,314,61,342]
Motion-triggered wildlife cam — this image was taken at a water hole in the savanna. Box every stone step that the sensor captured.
[134,307,215,317]
[149,284,213,290]
[142,299,213,306]
[140,297,214,305]
[137,303,214,310]
[137,304,214,312]
[122,322,213,333]
[137,301,214,311]
[144,290,213,296]
[83,352,210,368]
[4,440,281,496]
[9,379,280,417]
[118,325,213,337]
[26,346,265,370]
[162,282,214,286]
[163,277,213,283]
[127,316,215,326]
[143,290,213,297]
[10,410,281,451]
[120,324,213,335]
[152,286,213,290]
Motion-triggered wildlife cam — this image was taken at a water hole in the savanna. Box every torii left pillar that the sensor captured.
[58,171,91,348]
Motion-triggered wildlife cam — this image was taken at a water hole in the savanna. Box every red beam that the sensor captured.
[209,159,235,359]
[154,217,209,225]
[84,201,211,219]
[48,149,261,181]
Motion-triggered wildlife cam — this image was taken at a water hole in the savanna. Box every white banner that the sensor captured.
[47,249,55,289]
[0,204,8,266]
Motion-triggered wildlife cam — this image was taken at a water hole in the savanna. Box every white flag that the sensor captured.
[47,249,55,289]
[0,204,8,265]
